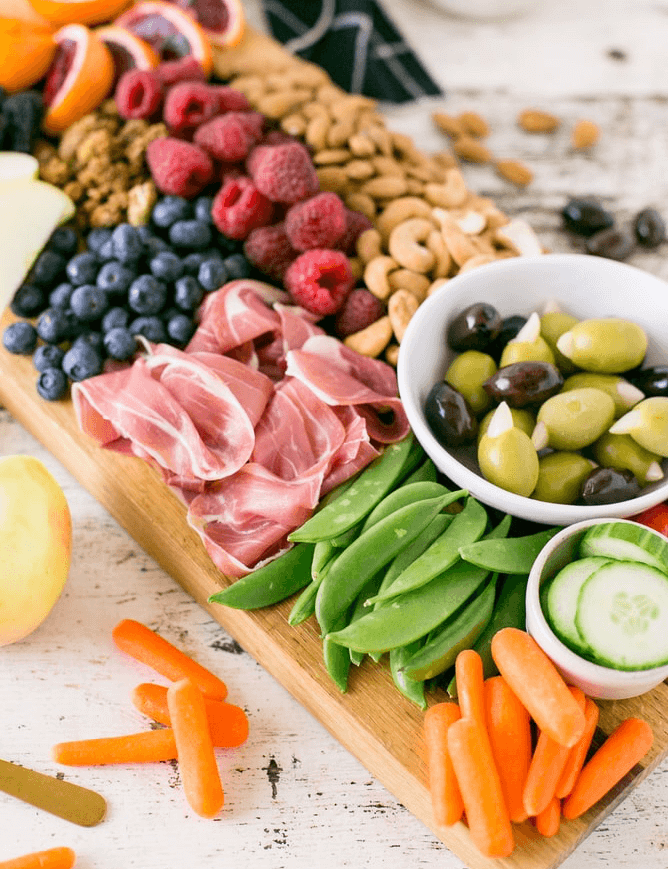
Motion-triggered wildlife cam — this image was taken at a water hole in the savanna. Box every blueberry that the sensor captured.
[194,196,214,224]
[102,306,130,332]
[129,316,166,343]
[71,331,104,353]
[66,251,99,286]
[150,251,184,283]
[87,227,113,255]
[128,274,167,315]
[223,253,251,280]
[37,367,69,401]
[3,321,37,354]
[3,90,43,152]
[182,252,208,276]
[104,326,137,361]
[216,232,239,254]
[33,343,65,372]
[11,283,45,317]
[48,226,78,258]
[152,196,192,229]
[62,342,103,381]
[198,258,228,292]
[70,284,109,321]
[111,223,144,264]
[143,235,170,258]
[61,308,87,340]
[174,276,204,311]
[96,260,136,295]
[169,219,212,250]
[36,307,70,343]
[97,238,115,262]
[136,225,155,244]
[166,313,196,346]
[30,250,66,287]
[49,282,74,309]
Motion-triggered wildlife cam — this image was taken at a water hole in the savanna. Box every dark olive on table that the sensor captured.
[487,314,527,363]
[446,302,502,353]
[482,361,564,408]
[580,466,642,505]
[584,225,636,261]
[625,365,668,397]
[633,208,666,248]
[561,197,615,237]
[424,381,478,447]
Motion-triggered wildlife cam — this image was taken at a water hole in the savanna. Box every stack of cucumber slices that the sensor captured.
[542,522,668,671]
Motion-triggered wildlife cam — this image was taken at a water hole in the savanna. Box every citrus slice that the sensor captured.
[114,0,212,76]
[28,0,132,27]
[42,23,115,135]
[96,23,159,82]
[0,18,56,92]
[163,0,245,47]
[0,0,55,28]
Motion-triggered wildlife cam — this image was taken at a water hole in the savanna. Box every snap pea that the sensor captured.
[326,558,491,654]
[288,555,335,626]
[360,481,453,534]
[288,433,419,543]
[311,539,337,580]
[348,572,384,666]
[366,495,489,606]
[403,457,439,485]
[315,492,458,635]
[400,575,498,681]
[390,641,427,710]
[323,609,353,693]
[208,542,315,610]
[458,526,560,574]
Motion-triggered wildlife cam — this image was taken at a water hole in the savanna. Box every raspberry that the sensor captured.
[247,142,319,204]
[193,111,264,162]
[163,81,220,137]
[156,57,207,87]
[146,137,214,198]
[243,222,299,282]
[285,192,347,252]
[336,208,374,255]
[259,129,296,147]
[115,69,164,120]
[212,85,252,113]
[284,249,355,316]
[211,176,274,240]
[334,288,385,337]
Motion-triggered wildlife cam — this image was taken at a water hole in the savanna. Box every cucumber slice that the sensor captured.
[579,522,668,575]
[545,557,612,653]
[575,561,668,670]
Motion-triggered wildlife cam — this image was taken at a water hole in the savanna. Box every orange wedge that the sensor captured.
[0,0,55,28]
[162,0,245,48]
[28,0,132,26]
[0,19,57,92]
[42,23,115,135]
[96,24,159,81]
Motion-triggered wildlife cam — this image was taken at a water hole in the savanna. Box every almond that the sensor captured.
[453,136,493,163]
[517,109,560,133]
[432,111,465,139]
[572,118,600,149]
[457,111,490,138]
[495,159,534,187]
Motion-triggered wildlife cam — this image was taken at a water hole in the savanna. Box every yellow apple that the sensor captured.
[0,455,72,646]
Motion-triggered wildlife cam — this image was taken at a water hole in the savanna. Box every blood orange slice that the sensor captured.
[0,19,56,92]
[164,0,245,48]
[114,1,212,76]
[0,0,55,29]
[42,23,115,135]
[29,0,133,27]
[96,24,159,82]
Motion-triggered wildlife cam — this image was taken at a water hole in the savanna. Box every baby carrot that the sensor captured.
[423,702,464,826]
[131,683,249,748]
[490,628,585,747]
[455,649,485,728]
[534,795,561,838]
[167,678,224,819]
[555,696,600,799]
[523,687,586,817]
[112,619,228,701]
[447,717,514,858]
[562,717,654,819]
[484,675,532,823]
[52,729,177,765]
[0,847,76,869]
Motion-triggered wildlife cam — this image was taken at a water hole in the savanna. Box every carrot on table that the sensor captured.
[484,675,532,823]
[556,696,600,799]
[167,678,224,819]
[454,649,485,728]
[112,619,228,701]
[52,728,177,766]
[0,846,76,869]
[490,628,585,748]
[447,717,515,858]
[562,717,654,819]
[423,702,464,826]
[534,795,561,838]
[132,682,249,748]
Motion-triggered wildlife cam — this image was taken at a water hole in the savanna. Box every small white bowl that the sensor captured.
[526,517,668,699]
[397,253,668,526]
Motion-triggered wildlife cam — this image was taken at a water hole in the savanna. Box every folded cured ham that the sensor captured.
[72,279,409,577]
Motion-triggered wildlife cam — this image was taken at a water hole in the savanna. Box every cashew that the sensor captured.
[455,210,487,235]
[344,315,393,358]
[428,277,450,297]
[363,255,398,300]
[388,218,436,274]
[457,253,497,274]
[356,228,383,264]
[424,167,469,209]
[426,228,452,278]
[376,196,434,242]
[432,208,478,267]
[494,218,543,256]
[404,177,425,197]
[387,269,431,303]
[388,289,419,343]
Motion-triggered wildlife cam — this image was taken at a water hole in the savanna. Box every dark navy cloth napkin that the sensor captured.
[260,0,443,103]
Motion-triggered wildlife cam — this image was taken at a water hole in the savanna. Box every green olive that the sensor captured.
[445,350,497,415]
[540,311,580,374]
[477,406,535,444]
[532,452,596,504]
[561,372,645,418]
[499,336,555,368]
[609,396,668,457]
[591,432,664,484]
[477,403,539,497]
[556,318,648,374]
[533,387,616,451]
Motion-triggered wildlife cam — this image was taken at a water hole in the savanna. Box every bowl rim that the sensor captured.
[396,252,668,525]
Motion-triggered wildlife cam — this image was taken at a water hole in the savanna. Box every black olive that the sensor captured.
[483,361,564,408]
[585,225,636,260]
[487,314,527,363]
[580,467,641,506]
[561,197,615,237]
[633,208,666,248]
[424,382,478,447]
[625,365,668,397]
[446,303,502,353]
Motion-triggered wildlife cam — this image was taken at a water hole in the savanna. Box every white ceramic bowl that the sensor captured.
[526,517,668,699]
[397,253,668,526]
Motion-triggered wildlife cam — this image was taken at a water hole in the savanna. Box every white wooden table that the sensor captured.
[2,1,668,866]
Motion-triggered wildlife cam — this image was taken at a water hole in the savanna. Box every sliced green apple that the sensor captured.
[0,152,39,188]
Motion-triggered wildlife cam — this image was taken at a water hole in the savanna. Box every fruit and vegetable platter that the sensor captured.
[1,1,668,867]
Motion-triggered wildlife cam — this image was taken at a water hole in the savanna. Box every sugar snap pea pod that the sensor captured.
[365,495,488,606]
[403,457,439,485]
[400,575,498,681]
[288,555,337,626]
[323,610,353,693]
[348,572,385,666]
[360,481,453,534]
[315,492,458,635]
[328,524,362,548]
[458,526,560,575]
[311,539,337,580]
[390,640,427,710]
[208,542,315,610]
[326,558,491,654]
[288,433,418,543]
